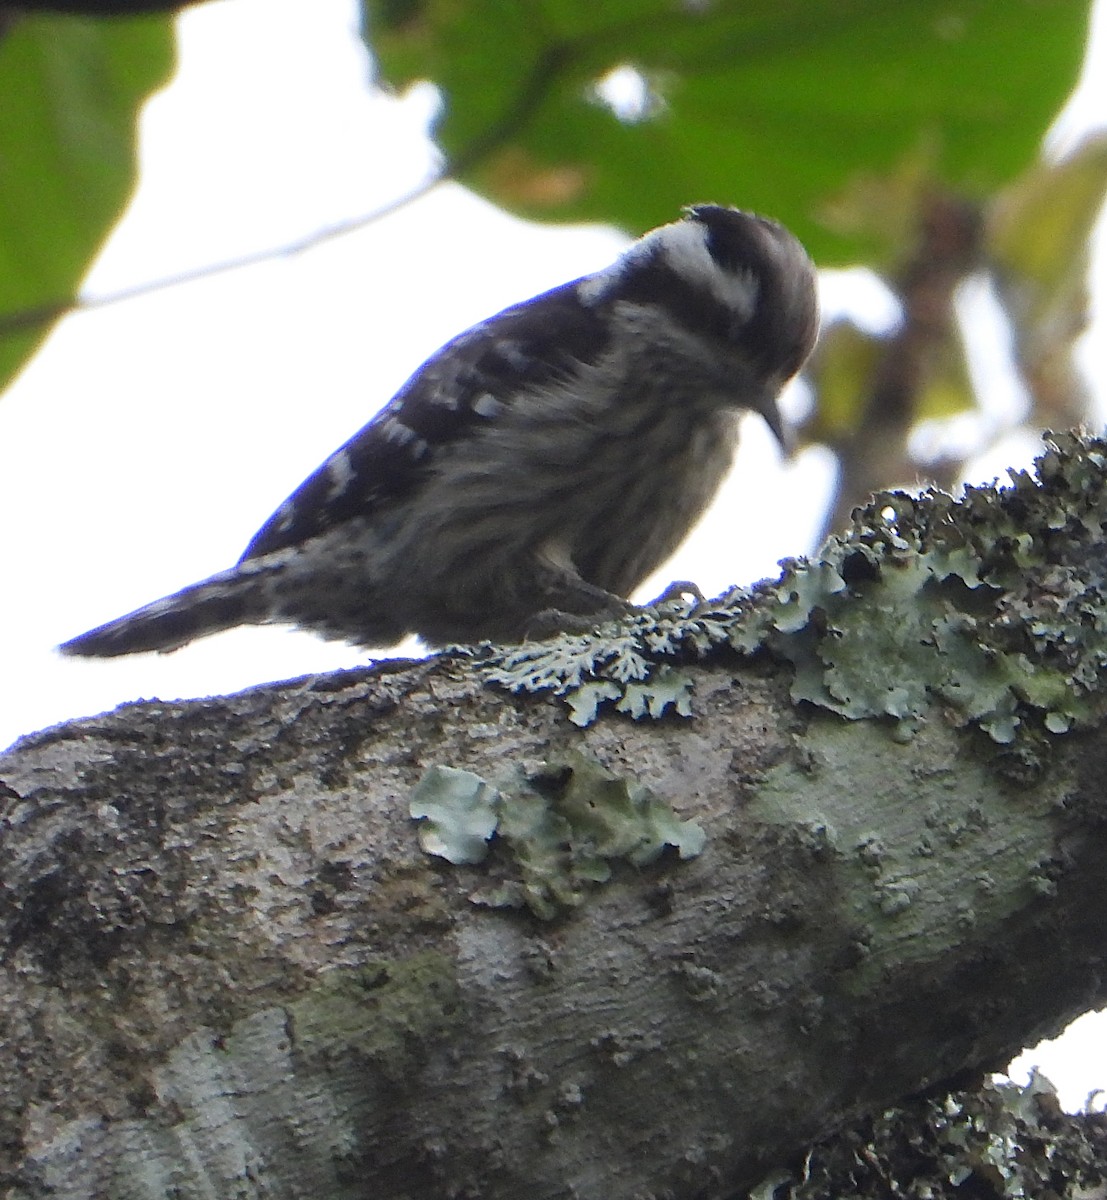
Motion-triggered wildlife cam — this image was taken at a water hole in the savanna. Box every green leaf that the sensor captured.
[986,134,1107,426]
[363,0,1089,265]
[0,14,176,396]
[990,134,1107,302]
[805,319,884,440]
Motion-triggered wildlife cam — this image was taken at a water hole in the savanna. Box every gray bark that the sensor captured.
[1,639,1105,1199]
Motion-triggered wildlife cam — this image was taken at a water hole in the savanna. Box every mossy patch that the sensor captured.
[484,432,1107,744]
[410,755,705,919]
[289,953,461,1078]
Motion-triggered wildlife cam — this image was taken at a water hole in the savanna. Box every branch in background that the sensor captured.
[818,193,985,540]
[0,28,577,346]
[0,174,449,341]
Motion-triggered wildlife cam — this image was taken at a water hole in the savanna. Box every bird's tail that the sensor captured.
[59,564,273,657]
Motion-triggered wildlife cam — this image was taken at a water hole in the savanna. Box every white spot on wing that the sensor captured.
[578,263,623,307]
[381,416,417,445]
[431,386,460,410]
[325,449,356,502]
[495,341,532,371]
[471,393,505,418]
[380,416,430,460]
[274,501,295,533]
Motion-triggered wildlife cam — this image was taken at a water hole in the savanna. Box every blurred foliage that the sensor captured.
[806,135,1107,535]
[0,1,1101,540]
[363,0,1089,267]
[0,12,175,395]
[989,134,1107,428]
[363,0,1107,535]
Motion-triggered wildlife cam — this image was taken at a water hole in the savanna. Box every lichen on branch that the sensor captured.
[484,431,1107,745]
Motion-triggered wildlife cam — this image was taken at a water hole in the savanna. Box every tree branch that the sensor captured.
[817,192,984,539]
[2,646,1105,1197]
[0,175,453,342]
[5,429,1107,1198]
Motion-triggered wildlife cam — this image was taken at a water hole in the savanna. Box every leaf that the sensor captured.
[0,13,175,397]
[986,134,1107,426]
[363,0,1089,265]
[805,318,885,440]
[989,134,1107,305]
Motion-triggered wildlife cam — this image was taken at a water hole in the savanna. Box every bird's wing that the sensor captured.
[240,280,610,562]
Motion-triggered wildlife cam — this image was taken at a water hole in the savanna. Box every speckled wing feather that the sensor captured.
[240,281,610,562]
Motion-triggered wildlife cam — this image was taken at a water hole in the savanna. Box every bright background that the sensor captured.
[1,0,1105,1109]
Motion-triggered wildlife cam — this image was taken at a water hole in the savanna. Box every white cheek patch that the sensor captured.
[656,219,759,321]
[577,218,760,322]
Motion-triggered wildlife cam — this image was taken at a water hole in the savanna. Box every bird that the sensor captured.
[60,204,819,658]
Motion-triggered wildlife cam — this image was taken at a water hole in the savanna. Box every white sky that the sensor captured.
[1,0,1106,1111]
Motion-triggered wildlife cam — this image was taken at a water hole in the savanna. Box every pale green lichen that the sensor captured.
[758,1070,1107,1199]
[484,431,1107,743]
[483,612,702,727]
[749,431,1107,742]
[409,765,499,864]
[409,754,705,919]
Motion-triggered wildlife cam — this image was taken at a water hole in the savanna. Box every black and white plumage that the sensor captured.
[60,205,819,658]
